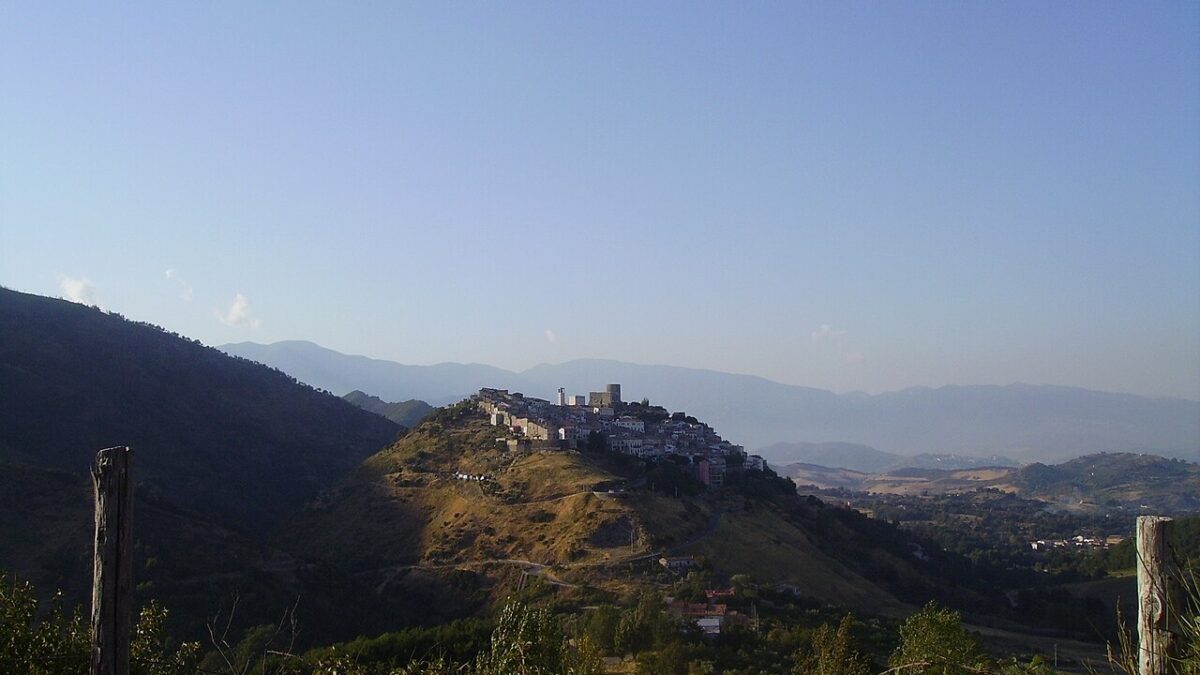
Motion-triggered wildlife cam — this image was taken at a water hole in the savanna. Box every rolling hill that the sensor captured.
[0,288,406,640]
[0,289,401,533]
[343,390,434,427]
[276,400,1000,619]
[784,452,1200,513]
[219,341,1200,463]
[762,441,906,473]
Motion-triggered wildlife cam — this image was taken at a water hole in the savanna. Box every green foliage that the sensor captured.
[635,641,698,674]
[0,571,199,675]
[791,614,871,675]
[131,601,202,675]
[423,400,477,429]
[0,573,89,674]
[472,600,582,675]
[645,458,704,497]
[202,621,299,675]
[585,430,607,453]
[1173,564,1200,675]
[671,570,715,603]
[580,605,620,654]
[613,592,678,656]
[888,602,986,674]
[302,617,493,669]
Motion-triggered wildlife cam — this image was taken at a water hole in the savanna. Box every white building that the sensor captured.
[614,416,645,433]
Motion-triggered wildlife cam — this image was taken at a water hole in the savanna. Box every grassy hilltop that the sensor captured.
[279,400,997,621]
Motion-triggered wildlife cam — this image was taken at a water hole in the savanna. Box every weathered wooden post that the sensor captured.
[91,446,134,675]
[1137,515,1175,675]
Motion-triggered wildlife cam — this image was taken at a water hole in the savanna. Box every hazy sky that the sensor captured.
[3,2,1198,399]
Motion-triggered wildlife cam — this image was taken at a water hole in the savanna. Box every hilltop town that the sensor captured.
[475,384,768,489]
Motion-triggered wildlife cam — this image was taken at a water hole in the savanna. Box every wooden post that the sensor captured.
[91,446,134,675]
[1137,515,1175,675]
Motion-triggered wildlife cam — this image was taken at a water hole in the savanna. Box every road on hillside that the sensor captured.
[604,507,726,568]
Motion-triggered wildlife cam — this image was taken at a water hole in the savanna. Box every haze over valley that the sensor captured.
[221,340,1200,466]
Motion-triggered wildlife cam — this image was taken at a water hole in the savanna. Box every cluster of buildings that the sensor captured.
[1028,534,1125,552]
[664,591,752,637]
[475,385,768,489]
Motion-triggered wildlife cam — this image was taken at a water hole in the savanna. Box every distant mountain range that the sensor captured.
[220,340,1200,464]
[761,441,1019,473]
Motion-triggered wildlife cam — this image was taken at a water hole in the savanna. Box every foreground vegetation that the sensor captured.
[7,567,1200,675]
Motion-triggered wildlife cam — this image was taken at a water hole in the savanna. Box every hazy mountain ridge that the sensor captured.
[220,341,1200,463]
[764,441,1019,473]
[221,340,517,405]
[763,441,906,473]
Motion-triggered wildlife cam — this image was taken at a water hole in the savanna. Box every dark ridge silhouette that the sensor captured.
[0,287,401,534]
[343,390,434,427]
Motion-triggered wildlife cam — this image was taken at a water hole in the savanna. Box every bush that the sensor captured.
[888,602,986,674]
[0,571,199,675]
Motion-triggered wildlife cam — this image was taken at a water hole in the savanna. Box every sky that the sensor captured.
[2,2,1198,400]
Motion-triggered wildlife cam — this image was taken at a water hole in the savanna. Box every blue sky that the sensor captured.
[2,2,1198,399]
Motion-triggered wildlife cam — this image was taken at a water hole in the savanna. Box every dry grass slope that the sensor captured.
[276,404,940,618]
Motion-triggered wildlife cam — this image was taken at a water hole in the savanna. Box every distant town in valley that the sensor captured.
[476,384,768,489]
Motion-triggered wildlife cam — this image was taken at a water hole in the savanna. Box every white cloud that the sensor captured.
[544,329,558,344]
[217,293,261,328]
[845,351,865,365]
[811,324,846,342]
[165,268,193,301]
[60,276,96,305]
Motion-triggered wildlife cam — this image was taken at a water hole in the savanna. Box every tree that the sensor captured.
[792,614,870,675]
[582,605,620,654]
[474,600,598,675]
[888,602,986,674]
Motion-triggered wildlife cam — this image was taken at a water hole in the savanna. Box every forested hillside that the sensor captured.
[0,288,400,533]
[0,287,416,644]
[343,390,434,427]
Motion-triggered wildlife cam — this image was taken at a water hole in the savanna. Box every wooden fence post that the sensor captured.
[91,446,134,675]
[1137,515,1175,675]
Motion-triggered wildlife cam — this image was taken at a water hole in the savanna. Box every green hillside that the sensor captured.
[0,287,401,534]
[1008,452,1200,510]
[0,288,408,642]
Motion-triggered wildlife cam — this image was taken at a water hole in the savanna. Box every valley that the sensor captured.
[1,288,1196,673]
[785,452,1200,513]
[5,6,1198,671]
